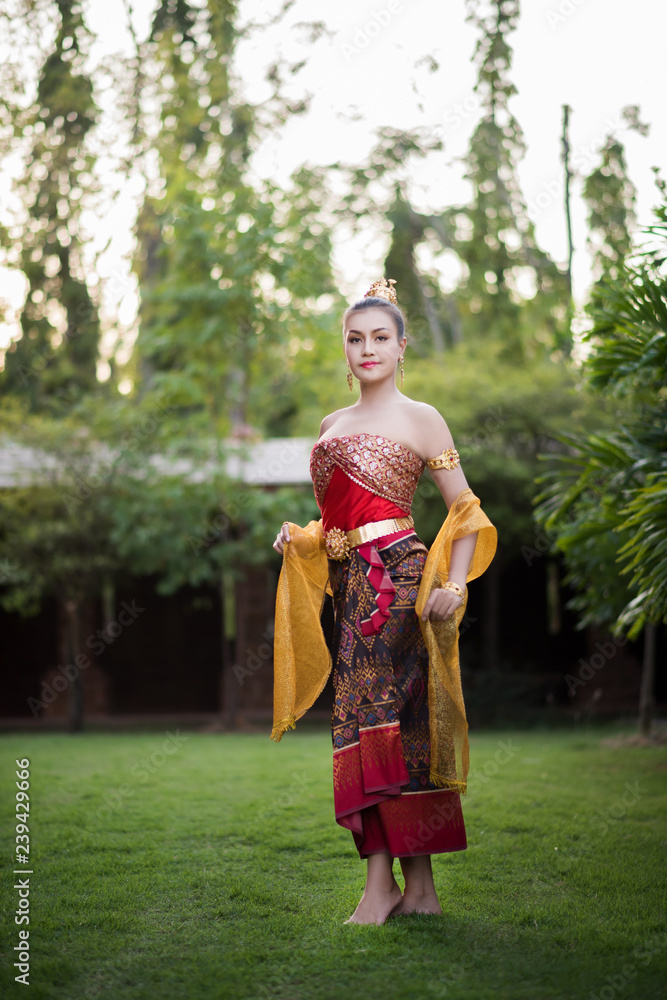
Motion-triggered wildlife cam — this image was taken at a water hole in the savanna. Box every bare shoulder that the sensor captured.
[406,401,455,456]
[318,407,349,438]
[413,401,451,433]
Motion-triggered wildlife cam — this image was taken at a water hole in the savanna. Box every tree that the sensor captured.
[534,196,667,735]
[383,187,462,355]
[127,0,336,437]
[0,0,102,412]
[0,393,318,729]
[582,105,649,285]
[0,397,134,731]
[442,0,569,357]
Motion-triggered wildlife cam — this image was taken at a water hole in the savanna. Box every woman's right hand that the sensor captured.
[273,521,291,555]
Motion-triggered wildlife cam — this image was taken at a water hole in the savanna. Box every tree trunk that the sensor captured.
[65,598,84,733]
[415,269,446,355]
[445,295,463,346]
[546,560,562,635]
[561,103,574,305]
[101,576,115,633]
[638,621,657,737]
[220,569,238,730]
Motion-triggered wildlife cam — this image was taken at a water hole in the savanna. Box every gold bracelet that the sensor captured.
[426,447,460,471]
[442,580,465,599]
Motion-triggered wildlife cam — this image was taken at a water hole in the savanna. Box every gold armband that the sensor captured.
[426,447,460,471]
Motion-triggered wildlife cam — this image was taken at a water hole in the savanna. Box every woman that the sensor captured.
[272,278,496,926]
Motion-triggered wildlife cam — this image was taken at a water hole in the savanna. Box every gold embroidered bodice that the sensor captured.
[310,434,425,511]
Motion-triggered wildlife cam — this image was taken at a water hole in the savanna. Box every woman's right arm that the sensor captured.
[273,412,337,555]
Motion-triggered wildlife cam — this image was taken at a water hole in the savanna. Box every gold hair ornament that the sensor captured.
[364,277,398,305]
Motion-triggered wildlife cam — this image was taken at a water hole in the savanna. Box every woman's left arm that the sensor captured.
[417,406,478,622]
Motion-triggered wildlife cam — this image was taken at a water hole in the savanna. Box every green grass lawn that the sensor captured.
[1,722,666,1000]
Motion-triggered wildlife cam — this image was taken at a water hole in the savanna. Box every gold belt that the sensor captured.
[324,516,414,561]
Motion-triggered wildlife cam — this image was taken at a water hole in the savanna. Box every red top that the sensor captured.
[321,465,415,635]
[321,465,410,533]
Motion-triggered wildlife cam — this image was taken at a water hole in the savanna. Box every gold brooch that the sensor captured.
[324,527,350,561]
[426,448,460,471]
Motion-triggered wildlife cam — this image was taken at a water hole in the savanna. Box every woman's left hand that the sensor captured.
[421,587,463,622]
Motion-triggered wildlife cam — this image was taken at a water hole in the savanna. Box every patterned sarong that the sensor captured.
[328,531,467,859]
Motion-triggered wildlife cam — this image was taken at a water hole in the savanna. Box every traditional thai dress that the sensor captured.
[271,433,497,859]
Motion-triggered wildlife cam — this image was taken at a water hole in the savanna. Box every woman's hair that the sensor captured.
[342,296,406,340]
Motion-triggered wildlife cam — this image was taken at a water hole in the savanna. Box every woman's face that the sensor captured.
[343,308,406,385]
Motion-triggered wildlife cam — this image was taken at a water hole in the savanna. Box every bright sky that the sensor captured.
[1,0,665,377]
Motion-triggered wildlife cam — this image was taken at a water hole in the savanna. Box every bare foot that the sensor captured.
[344,880,403,926]
[389,890,443,917]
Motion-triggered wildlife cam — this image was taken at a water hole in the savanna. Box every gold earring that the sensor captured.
[347,364,354,391]
[399,355,404,386]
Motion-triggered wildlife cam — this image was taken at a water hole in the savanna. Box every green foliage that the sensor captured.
[0,0,659,636]
[0,0,102,411]
[332,127,443,220]
[534,200,667,637]
[0,397,127,614]
[582,106,649,284]
[104,465,317,596]
[408,342,600,554]
[0,0,331,622]
[534,431,640,630]
[442,0,570,357]
[135,173,336,434]
[0,394,316,615]
[584,255,667,398]
[616,471,667,633]
[384,188,460,355]
[130,1,339,436]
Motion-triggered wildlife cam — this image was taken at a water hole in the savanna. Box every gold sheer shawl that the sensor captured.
[415,487,497,792]
[271,518,331,741]
[270,488,497,795]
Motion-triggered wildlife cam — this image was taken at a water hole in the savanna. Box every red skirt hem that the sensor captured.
[333,730,467,859]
